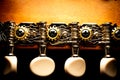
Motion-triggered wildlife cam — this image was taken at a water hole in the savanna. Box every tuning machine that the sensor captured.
[79,23,101,46]
[14,22,39,43]
[47,22,69,44]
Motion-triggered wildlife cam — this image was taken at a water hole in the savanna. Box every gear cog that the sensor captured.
[112,27,120,40]
[79,26,93,41]
[15,26,29,40]
[47,26,60,41]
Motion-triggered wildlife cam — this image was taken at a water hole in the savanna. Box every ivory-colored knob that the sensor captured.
[30,57,55,77]
[100,57,117,77]
[4,56,17,75]
[64,57,86,77]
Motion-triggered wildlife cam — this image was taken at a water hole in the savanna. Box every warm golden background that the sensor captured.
[0,0,120,25]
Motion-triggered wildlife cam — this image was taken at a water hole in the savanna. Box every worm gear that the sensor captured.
[15,26,30,40]
[47,26,60,41]
[79,26,93,41]
[112,27,120,40]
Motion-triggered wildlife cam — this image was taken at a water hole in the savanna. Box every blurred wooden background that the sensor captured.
[0,0,120,25]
